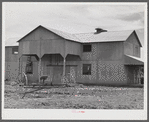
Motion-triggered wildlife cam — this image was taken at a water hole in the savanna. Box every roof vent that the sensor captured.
[94,28,107,34]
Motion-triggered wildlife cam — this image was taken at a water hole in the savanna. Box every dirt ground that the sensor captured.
[4,82,144,109]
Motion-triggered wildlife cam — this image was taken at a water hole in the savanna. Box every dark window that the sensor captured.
[83,44,91,52]
[83,64,91,75]
[26,56,33,74]
[12,47,18,54]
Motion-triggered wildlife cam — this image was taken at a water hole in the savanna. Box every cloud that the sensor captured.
[3,3,145,39]
[117,12,144,22]
[115,11,144,30]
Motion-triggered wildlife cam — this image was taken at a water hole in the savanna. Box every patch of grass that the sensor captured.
[4,83,144,109]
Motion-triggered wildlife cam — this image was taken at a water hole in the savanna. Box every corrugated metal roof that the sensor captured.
[46,27,134,43]
[124,54,144,65]
[75,30,134,43]
[73,33,94,42]
[17,25,136,43]
[46,27,81,42]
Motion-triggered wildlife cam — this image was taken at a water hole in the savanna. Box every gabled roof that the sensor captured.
[17,25,81,43]
[17,25,141,45]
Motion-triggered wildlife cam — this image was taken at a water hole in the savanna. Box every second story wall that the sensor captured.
[81,43,98,61]
[81,42,124,61]
[98,42,124,61]
[124,32,141,58]
[18,26,82,58]
[18,26,64,58]
[65,40,82,58]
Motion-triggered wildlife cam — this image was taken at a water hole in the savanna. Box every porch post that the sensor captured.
[63,57,66,83]
[38,58,41,84]
[18,56,22,83]
[18,57,20,80]
[20,56,22,83]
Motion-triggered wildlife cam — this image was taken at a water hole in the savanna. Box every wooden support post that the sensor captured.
[63,57,66,83]
[21,56,22,83]
[18,57,20,80]
[38,58,41,84]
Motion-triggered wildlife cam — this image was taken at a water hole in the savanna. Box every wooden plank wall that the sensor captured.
[40,54,79,84]
[5,47,19,81]
[124,32,141,58]
[19,26,82,58]
[65,40,82,57]
[97,42,124,61]
[5,47,18,62]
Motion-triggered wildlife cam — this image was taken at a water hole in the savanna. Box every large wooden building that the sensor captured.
[5,25,144,86]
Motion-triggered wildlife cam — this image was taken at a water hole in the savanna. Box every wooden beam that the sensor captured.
[38,58,41,83]
[62,57,66,83]
[21,57,22,83]
[46,64,77,67]
[18,57,20,81]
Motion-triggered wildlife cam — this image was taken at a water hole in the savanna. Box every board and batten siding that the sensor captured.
[19,27,63,58]
[65,40,82,58]
[124,32,141,58]
[19,26,82,58]
[97,42,124,61]
[5,47,19,81]
[5,46,19,62]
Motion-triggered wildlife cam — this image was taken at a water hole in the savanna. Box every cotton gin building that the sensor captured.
[5,25,144,86]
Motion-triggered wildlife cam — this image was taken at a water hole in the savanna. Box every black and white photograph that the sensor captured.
[2,2,147,120]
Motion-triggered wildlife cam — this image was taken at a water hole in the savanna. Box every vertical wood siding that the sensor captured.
[65,40,82,57]
[124,32,141,58]
[18,26,82,58]
[5,47,18,62]
[5,47,19,81]
[5,62,19,81]
[41,39,65,58]
[97,42,124,61]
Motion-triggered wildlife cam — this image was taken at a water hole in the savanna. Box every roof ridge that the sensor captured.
[73,32,94,35]
[73,30,134,35]
[104,30,134,32]
[46,26,74,35]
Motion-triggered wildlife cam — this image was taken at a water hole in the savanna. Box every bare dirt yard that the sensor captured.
[4,82,144,109]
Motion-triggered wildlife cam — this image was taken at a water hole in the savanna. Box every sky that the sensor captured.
[3,3,146,58]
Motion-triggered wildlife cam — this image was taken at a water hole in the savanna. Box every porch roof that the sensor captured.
[124,54,144,65]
